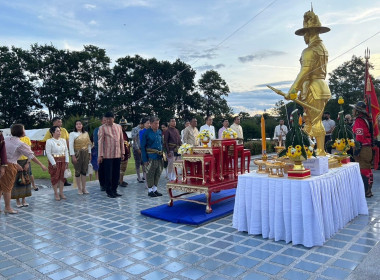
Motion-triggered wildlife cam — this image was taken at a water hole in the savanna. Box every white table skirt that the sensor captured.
[232,162,368,247]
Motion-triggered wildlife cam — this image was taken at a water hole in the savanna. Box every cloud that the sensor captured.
[89,20,97,25]
[255,80,293,89]
[179,49,218,61]
[226,89,287,115]
[118,0,152,8]
[178,16,204,26]
[195,64,225,71]
[84,4,96,10]
[323,7,380,26]
[238,50,287,63]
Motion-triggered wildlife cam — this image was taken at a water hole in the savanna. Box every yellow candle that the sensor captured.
[299,115,303,126]
[261,115,266,154]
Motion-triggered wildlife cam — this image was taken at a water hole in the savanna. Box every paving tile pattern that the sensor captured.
[1,167,380,280]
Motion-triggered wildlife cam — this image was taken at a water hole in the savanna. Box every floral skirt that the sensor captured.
[11,159,31,199]
[48,157,66,185]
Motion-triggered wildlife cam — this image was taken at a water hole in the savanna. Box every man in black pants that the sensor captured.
[98,112,125,198]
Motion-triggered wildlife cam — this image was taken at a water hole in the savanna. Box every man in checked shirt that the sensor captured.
[98,112,125,198]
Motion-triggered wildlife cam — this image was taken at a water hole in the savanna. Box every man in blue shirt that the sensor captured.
[141,116,164,197]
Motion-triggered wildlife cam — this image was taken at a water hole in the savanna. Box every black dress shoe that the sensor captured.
[64,182,71,186]
[148,191,157,197]
[107,194,116,198]
[114,193,122,197]
[100,186,106,191]
[154,191,163,196]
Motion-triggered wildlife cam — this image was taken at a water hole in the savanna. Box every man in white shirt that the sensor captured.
[273,120,288,146]
[180,121,190,143]
[230,116,244,144]
[322,111,335,153]
[199,116,216,146]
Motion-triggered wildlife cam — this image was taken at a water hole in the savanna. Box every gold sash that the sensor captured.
[74,132,91,151]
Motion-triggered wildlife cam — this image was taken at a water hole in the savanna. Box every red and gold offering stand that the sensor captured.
[287,159,311,179]
[334,155,350,165]
[167,139,250,213]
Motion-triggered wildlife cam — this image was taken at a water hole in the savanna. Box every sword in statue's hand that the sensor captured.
[267,85,319,113]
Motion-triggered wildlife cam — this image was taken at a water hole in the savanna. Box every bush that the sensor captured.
[244,140,276,155]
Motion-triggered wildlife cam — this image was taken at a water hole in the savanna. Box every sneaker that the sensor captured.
[154,191,163,196]
[148,191,157,197]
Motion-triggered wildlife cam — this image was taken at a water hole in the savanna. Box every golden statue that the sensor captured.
[269,8,331,156]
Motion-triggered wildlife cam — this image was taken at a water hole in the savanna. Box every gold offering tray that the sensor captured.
[253,159,268,173]
[266,161,286,177]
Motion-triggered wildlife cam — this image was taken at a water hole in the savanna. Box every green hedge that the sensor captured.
[244,140,276,155]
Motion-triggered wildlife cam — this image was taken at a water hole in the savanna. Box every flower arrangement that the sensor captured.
[198,130,213,147]
[278,109,316,161]
[326,97,358,156]
[177,143,193,155]
[331,138,355,155]
[197,130,213,140]
[222,128,237,139]
[286,144,315,159]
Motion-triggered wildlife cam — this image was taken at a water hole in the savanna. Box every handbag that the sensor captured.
[17,171,31,186]
[64,169,72,179]
[87,163,94,176]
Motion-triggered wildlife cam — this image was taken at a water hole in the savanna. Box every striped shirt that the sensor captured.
[98,123,125,159]
[5,137,35,164]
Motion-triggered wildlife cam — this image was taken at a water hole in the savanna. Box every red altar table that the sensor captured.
[167,139,251,213]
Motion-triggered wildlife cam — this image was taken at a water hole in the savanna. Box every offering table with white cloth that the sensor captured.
[232,162,368,247]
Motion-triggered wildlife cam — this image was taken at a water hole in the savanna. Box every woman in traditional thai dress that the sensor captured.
[11,135,34,208]
[0,124,47,214]
[46,126,69,201]
[69,120,91,194]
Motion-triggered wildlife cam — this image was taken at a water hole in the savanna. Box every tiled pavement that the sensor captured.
[1,167,380,280]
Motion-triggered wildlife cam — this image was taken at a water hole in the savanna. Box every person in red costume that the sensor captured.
[351,101,374,197]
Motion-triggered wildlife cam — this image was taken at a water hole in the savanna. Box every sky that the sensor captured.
[1,0,380,116]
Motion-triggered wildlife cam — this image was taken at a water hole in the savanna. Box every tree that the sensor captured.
[29,44,79,120]
[107,55,149,125]
[238,111,250,120]
[328,55,380,119]
[75,45,111,117]
[0,46,41,127]
[198,70,232,117]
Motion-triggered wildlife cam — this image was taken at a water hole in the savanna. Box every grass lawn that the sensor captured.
[31,155,137,181]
